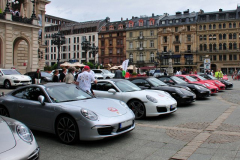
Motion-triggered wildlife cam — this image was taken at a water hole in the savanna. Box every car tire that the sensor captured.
[0,106,10,117]
[106,77,110,79]
[55,115,79,144]
[4,80,11,89]
[127,100,146,119]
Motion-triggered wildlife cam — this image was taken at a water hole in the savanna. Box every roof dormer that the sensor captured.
[109,25,114,30]
[149,18,155,26]
[139,19,144,26]
[118,24,123,30]
[129,20,134,27]
[101,26,106,31]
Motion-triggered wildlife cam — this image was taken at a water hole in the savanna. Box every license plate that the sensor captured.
[170,105,176,109]
[120,120,132,129]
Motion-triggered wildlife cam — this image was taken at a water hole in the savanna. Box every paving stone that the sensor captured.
[188,153,212,160]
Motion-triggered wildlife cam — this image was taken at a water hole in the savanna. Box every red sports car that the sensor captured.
[175,75,218,94]
[189,74,225,91]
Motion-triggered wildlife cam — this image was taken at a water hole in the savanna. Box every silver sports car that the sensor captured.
[0,115,39,160]
[0,83,135,144]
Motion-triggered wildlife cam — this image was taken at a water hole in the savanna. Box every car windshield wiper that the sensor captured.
[62,99,77,102]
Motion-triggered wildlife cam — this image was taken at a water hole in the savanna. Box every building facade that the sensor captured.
[45,17,106,66]
[196,7,240,74]
[125,14,165,69]
[98,17,127,67]
[0,0,50,73]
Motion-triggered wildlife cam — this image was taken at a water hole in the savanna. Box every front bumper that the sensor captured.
[11,80,31,86]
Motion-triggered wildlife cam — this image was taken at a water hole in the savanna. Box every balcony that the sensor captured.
[185,50,192,53]
[137,47,144,51]
[137,60,145,64]
[173,41,181,44]
[138,36,144,40]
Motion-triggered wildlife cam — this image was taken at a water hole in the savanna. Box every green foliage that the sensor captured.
[51,63,58,70]
[132,72,137,75]
[0,9,2,14]
[44,66,51,71]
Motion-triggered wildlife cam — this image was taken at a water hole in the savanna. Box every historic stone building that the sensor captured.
[157,10,198,72]
[196,6,240,74]
[0,0,50,73]
[45,16,106,66]
[98,17,127,67]
[125,14,165,69]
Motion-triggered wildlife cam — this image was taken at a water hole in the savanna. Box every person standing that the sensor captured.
[59,68,67,82]
[215,69,220,80]
[52,70,59,82]
[194,70,197,74]
[219,70,223,80]
[146,70,149,76]
[76,66,97,93]
[34,68,41,84]
[114,67,123,78]
[125,70,130,79]
[64,67,76,84]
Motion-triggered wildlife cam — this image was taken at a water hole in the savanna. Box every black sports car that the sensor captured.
[25,71,53,84]
[157,76,211,99]
[199,74,233,89]
[129,77,196,104]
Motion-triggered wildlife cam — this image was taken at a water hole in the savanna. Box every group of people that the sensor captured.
[114,67,130,79]
[34,66,97,95]
[215,69,224,79]
[10,8,20,16]
[232,70,240,80]
[175,68,197,75]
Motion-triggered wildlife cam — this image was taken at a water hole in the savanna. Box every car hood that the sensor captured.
[139,90,177,104]
[61,98,128,117]
[0,116,16,154]
[4,74,31,80]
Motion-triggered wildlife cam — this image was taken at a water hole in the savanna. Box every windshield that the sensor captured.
[171,76,187,84]
[185,76,198,82]
[2,69,21,75]
[93,70,102,74]
[46,84,92,103]
[102,70,112,74]
[148,77,167,87]
[207,75,217,80]
[196,75,207,80]
[115,80,141,92]
[41,72,52,77]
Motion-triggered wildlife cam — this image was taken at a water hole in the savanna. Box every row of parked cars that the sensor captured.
[0,68,233,159]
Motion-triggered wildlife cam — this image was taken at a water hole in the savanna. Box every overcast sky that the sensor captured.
[46,0,240,22]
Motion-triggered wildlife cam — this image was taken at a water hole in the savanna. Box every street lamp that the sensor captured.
[155,51,164,72]
[81,40,92,63]
[52,31,66,69]
[31,0,36,19]
[166,50,174,76]
[91,45,98,69]
[154,61,159,70]
[4,0,10,13]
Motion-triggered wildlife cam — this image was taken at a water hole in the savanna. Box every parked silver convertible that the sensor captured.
[0,83,135,144]
[0,115,39,160]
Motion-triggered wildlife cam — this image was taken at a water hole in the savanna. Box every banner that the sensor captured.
[204,59,211,70]
[122,59,129,72]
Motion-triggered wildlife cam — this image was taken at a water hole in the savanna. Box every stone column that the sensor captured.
[5,24,13,69]
[28,28,39,71]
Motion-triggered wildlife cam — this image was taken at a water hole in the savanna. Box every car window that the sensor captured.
[12,87,49,102]
[115,80,141,92]
[2,69,21,75]
[131,79,148,86]
[159,77,171,82]
[92,70,102,74]
[41,72,52,77]
[92,82,118,92]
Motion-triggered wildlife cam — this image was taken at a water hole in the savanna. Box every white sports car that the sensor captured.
[0,69,32,89]
[92,79,177,119]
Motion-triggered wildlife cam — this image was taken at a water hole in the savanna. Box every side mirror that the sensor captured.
[144,83,151,88]
[38,95,45,105]
[108,88,116,94]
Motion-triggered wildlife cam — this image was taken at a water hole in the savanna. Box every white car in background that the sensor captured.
[0,69,32,89]
[92,69,115,79]
[92,79,177,119]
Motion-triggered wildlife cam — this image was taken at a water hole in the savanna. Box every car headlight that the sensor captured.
[119,100,128,108]
[175,88,183,95]
[16,124,33,143]
[194,85,201,89]
[81,108,98,121]
[204,83,210,87]
[146,95,158,103]
[11,76,18,80]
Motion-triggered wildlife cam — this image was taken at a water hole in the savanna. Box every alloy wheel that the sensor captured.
[56,116,79,144]
[128,100,145,119]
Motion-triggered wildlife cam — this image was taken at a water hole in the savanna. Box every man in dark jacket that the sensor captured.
[34,68,41,84]
[59,68,67,82]
[114,67,123,78]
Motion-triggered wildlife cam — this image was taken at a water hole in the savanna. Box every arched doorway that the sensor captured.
[13,37,30,74]
[211,64,217,72]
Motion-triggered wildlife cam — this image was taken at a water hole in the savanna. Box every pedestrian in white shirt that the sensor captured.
[76,66,97,93]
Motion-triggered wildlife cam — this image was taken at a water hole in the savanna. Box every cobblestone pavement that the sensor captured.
[1,77,240,160]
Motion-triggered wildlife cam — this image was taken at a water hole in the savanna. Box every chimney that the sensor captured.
[132,16,134,19]
[126,18,128,20]
[219,8,222,12]
[121,17,123,21]
[152,13,154,17]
